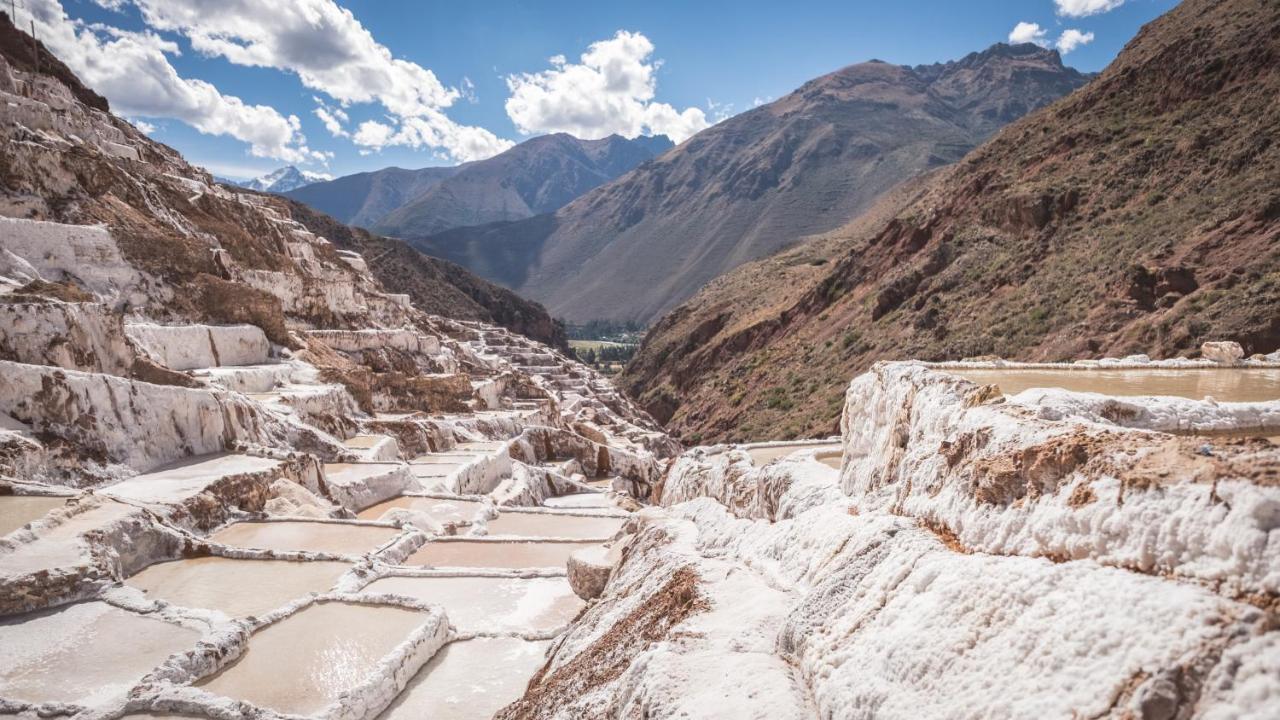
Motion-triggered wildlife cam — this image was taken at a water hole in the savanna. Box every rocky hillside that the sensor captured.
[287,133,670,237]
[413,43,1090,324]
[622,0,1280,444]
[280,197,568,350]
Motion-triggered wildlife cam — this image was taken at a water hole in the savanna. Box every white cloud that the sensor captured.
[1055,0,1124,17]
[27,0,319,163]
[1056,29,1095,53]
[312,98,349,138]
[1009,22,1049,47]
[115,0,512,162]
[504,30,710,143]
[130,119,157,134]
[752,96,773,107]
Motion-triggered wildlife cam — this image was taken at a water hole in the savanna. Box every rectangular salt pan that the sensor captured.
[209,520,398,555]
[377,637,549,720]
[197,601,429,716]
[364,575,583,633]
[0,495,69,537]
[356,496,485,524]
[484,511,624,539]
[126,557,351,618]
[0,601,200,706]
[949,367,1280,403]
[405,540,599,569]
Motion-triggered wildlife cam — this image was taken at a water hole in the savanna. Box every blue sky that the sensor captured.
[39,0,1178,180]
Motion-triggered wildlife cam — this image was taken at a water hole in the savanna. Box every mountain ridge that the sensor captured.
[411,42,1091,324]
[620,0,1280,444]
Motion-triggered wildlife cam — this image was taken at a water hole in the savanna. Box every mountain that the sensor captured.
[411,43,1091,324]
[285,133,671,236]
[620,0,1280,444]
[283,165,461,228]
[240,165,332,192]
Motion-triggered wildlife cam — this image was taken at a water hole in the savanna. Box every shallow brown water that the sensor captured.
[126,557,350,618]
[197,601,428,716]
[485,511,623,539]
[209,521,398,555]
[949,368,1280,402]
[364,575,583,633]
[356,496,485,524]
[815,449,843,470]
[377,637,549,720]
[0,601,199,705]
[405,540,598,569]
[0,496,69,537]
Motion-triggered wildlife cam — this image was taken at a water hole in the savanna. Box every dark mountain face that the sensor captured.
[414,43,1090,324]
[620,0,1280,444]
[371,133,672,238]
[284,133,670,238]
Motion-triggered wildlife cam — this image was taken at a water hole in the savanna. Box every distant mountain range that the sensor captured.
[410,43,1092,324]
[283,133,672,237]
[238,166,334,193]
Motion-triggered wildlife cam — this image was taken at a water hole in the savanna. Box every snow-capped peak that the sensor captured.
[240,166,332,193]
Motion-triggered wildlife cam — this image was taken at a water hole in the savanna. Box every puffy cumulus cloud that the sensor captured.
[1056,29,1095,53]
[312,97,349,138]
[504,30,710,143]
[1055,0,1124,18]
[1009,22,1049,47]
[116,0,511,162]
[27,0,319,163]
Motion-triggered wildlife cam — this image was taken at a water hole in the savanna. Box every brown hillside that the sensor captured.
[622,0,1280,444]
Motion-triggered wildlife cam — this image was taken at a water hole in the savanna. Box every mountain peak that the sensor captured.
[240,166,332,193]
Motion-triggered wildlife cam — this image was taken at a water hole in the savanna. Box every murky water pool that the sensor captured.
[197,601,428,716]
[364,575,583,633]
[0,601,200,706]
[746,443,842,465]
[377,637,549,720]
[0,495,69,537]
[948,367,1280,402]
[815,449,843,470]
[0,501,136,575]
[405,539,598,569]
[209,520,398,555]
[126,557,350,618]
[485,511,623,539]
[356,496,485,524]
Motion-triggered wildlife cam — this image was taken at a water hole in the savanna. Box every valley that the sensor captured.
[2,1,1279,719]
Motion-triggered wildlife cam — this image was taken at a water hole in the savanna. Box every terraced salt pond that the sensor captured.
[405,539,599,569]
[949,367,1280,402]
[379,637,549,720]
[197,601,429,716]
[209,520,398,555]
[126,557,351,618]
[357,495,485,524]
[0,495,69,536]
[541,493,615,510]
[745,443,842,465]
[484,510,624,539]
[364,575,583,633]
[0,601,200,705]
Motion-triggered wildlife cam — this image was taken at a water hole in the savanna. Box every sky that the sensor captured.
[25,0,1179,181]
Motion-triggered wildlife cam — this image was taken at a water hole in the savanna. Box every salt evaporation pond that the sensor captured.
[356,496,485,524]
[127,557,351,618]
[949,367,1280,402]
[540,493,615,510]
[0,495,69,536]
[485,510,623,539]
[746,443,842,465]
[405,539,598,569]
[815,449,843,470]
[197,601,428,716]
[377,637,549,720]
[364,575,584,633]
[209,520,398,555]
[0,601,200,705]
